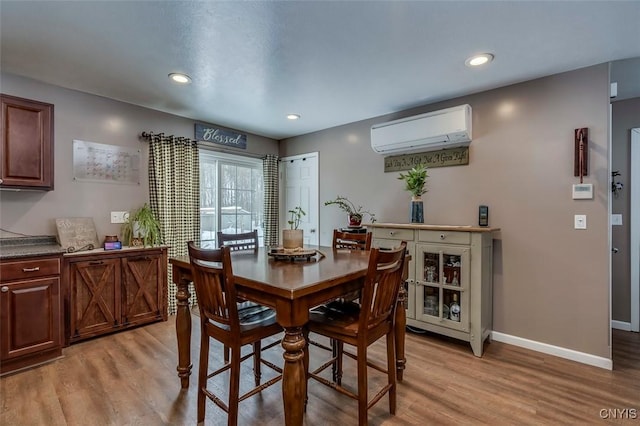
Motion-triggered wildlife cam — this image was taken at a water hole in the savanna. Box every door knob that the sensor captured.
[1,286,8,293]
[310,229,316,233]
[612,247,619,253]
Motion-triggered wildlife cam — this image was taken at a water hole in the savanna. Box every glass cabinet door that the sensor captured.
[415,243,470,332]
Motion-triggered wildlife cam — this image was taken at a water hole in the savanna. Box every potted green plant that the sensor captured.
[121,203,162,246]
[324,196,376,227]
[397,164,428,223]
[283,206,305,249]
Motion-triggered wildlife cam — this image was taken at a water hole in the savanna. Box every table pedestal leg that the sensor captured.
[282,327,306,426]
[395,284,407,382]
[175,275,192,389]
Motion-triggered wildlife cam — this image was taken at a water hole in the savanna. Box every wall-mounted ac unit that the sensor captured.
[370,104,472,154]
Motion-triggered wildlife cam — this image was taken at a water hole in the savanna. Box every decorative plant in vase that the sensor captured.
[398,164,428,223]
[324,196,376,227]
[121,203,163,246]
[283,206,306,249]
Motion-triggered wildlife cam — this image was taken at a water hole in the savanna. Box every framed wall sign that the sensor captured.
[195,123,247,149]
[384,147,469,172]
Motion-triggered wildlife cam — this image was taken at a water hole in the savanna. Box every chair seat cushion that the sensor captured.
[309,301,361,337]
[237,301,277,329]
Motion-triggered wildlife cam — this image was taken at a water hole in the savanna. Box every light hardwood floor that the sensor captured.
[1,315,638,425]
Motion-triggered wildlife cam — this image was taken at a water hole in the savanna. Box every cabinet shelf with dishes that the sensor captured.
[368,223,498,357]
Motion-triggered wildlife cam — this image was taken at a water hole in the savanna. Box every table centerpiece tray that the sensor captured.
[268,247,325,261]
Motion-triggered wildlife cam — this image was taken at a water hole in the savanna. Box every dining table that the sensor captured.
[169,246,407,426]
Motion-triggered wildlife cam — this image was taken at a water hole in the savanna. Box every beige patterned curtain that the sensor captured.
[263,154,279,247]
[146,132,200,315]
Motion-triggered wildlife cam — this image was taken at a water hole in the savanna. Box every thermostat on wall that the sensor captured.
[572,183,594,199]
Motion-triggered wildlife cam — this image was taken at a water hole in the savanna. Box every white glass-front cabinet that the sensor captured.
[369,224,497,357]
[415,244,470,332]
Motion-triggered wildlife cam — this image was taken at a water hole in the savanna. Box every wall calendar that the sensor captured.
[73,140,140,185]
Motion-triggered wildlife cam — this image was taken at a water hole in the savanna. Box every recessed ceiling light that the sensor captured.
[465,53,494,67]
[287,114,301,120]
[168,73,192,84]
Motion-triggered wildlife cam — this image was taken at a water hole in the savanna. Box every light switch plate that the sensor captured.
[612,214,623,226]
[574,214,587,229]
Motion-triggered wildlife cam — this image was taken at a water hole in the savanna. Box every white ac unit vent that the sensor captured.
[371,104,472,154]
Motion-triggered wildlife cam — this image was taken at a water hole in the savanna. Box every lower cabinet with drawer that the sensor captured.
[368,223,498,357]
[0,255,63,375]
[63,246,168,344]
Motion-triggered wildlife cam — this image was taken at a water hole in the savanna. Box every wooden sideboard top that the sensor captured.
[367,223,500,233]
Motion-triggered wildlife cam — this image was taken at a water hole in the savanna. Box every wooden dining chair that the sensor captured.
[187,242,282,426]
[305,242,407,426]
[217,229,259,253]
[330,229,372,304]
[321,229,374,379]
[217,229,262,362]
[332,229,372,251]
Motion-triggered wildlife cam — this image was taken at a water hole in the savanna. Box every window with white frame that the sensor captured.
[199,150,264,248]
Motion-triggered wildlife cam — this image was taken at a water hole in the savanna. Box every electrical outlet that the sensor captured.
[574,214,587,230]
[110,211,129,224]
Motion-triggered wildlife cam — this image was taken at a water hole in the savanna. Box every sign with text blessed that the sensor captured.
[194,123,247,149]
[384,147,469,172]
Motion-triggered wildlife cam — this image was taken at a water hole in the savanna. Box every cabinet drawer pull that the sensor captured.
[22,267,40,272]
[440,234,446,240]
[1,286,8,292]
[89,261,104,265]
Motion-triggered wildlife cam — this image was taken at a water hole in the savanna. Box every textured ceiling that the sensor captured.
[1,1,639,140]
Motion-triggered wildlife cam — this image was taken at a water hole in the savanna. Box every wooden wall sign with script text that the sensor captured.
[384,147,469,172]
[195,123,247,149]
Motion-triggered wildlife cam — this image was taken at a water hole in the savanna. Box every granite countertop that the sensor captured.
[0,236,66,260]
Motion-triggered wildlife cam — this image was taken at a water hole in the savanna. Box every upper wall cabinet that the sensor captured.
[0,94,54,190]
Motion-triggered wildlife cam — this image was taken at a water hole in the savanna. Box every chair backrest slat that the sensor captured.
[359,242,407,331]
[332,229,372,251]
[188,242,240,330]
[217,230,259,253]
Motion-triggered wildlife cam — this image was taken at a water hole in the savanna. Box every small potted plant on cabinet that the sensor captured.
[398,164,428,223]
[324,196,376,227]
[283,206,305,249]
[121,203,163,247]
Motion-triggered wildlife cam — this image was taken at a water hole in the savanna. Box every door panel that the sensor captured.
[280,153,319,246]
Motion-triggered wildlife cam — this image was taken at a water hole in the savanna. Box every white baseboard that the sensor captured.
[611,320,632,331]
[491,331,613,370]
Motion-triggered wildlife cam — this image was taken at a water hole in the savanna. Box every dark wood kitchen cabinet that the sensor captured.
[0,255,63,375]
[64,247,168,344]
[0,94,54,190]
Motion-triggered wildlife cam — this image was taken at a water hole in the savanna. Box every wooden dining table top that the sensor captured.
[170,246,371,300]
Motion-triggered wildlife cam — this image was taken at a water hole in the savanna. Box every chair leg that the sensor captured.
[336,341,344,385]
[331,338,338,382]
[253,341,262,386]
[197,333,210,424]
[228,346,242,426]
[386,331,397,415]
[357,344,368,426]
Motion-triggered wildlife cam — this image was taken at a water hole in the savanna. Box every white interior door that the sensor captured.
[631,128,639,332]
[280,152,319,246]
